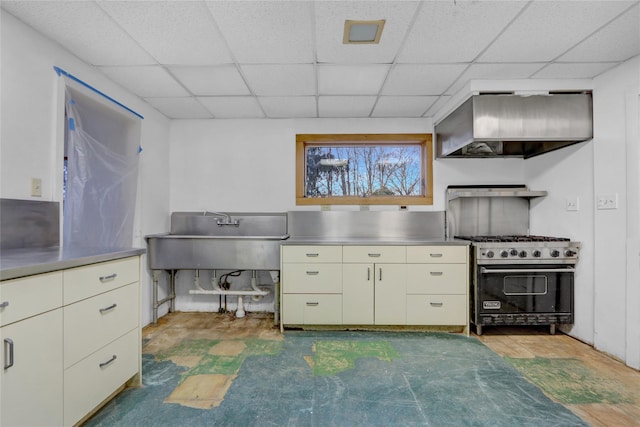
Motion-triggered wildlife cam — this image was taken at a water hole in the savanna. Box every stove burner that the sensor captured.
[456,235,571,243]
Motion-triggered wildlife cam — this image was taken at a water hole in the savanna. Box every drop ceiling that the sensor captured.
[2,1,639,120]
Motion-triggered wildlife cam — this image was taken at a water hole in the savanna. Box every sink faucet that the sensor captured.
[203,211,239,227]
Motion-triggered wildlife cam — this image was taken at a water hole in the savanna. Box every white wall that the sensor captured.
[0,11,172,326]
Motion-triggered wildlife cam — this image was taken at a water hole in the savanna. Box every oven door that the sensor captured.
[477,265,574,316]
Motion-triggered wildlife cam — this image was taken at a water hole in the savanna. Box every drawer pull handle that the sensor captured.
[306,253,319,257]
[306,302,319,306]
[430,302,444,307]
[4,338,14,369]
[429,253,443,258]
[368,253,381,257]
[379,268,382,281]
[306,271,319,276]
[367,267,371,281]
[99,355,117,368]
[99,303,118,313]
[430,272,444,276]
[0,301,8,309]
[99,273,118,282]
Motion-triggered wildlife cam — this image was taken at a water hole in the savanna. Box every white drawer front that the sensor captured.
[282,263,342,293]
[0,272,62,327]
[64,329,138,427]
[406,294,467,325]
[406,246,468,264]
[282,246,342,263]
[406,264,467,294]
[282,294,342,325]
[64,257,139,304]
[64,282,139,368]
[343,246,406,263]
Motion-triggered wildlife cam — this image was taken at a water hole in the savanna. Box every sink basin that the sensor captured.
[145,212,288,271]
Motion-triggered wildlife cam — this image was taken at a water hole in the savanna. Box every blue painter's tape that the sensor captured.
[69,117,76,131]
[54,66,144,120]
[138,146,143,154]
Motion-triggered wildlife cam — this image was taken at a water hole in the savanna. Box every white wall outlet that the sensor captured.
[566,196,579,212]
[31,178,42,197]
[596,193,618,210]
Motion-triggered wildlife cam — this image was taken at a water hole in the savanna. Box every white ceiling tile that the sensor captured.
[448,63,546,95]
[98,1,233,65]
[532,62,619,79]
[241,64,315,96]
[382,64,467,95]
[398,1,527,63]
[169,66,250,96]
[372,96,437,118]
[145,97,212,119]
[1,1,155,65]
[206,1,314,64]
[198,96,265,119]
[315,1,420,63]
[318,65,390,95]
[558,4,640,63]
[259,97,317,118]
[100,66,189,98]
[424,96,452,117]
[479,1,636,62]
[318,96,376,117]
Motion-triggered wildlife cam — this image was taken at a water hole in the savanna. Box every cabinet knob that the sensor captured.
[99,273,117,282]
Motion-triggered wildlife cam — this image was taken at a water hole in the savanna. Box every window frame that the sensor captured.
[296,133,433,206]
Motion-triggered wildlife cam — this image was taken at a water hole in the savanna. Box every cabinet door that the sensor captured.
[342,264,374,324]
[1,309,63,427]
[374,264,407,325]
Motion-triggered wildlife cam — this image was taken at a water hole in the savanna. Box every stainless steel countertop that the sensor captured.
[0,246,146,281]
[282,237,470,246]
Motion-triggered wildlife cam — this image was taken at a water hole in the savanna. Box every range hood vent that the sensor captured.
[435,93,593,159]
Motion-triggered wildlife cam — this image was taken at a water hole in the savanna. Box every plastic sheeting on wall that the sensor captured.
[63,86,141,249]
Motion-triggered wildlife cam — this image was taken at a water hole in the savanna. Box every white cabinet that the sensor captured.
[342,246,406,325]
[281,246,343,325]
[0,272,63,427]
[281,244,469,331]
[0,256,141,427]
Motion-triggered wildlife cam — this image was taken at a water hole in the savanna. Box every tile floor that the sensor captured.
[92,312,639,426]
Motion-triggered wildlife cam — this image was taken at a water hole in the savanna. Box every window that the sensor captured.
[296,134,433,205]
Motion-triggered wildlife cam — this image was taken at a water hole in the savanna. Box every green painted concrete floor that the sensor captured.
[84,313,638,426]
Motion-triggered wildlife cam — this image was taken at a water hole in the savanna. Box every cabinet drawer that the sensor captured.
[343,246,406,263]
[282,294,342,325]
[406,246,468,264]
[406,264,467,294]
[64,329,139,427]
[64,282,139,368]
[406,294,467,325]
[282,263,342,293]
[64,257,139,304]
[282,245,342,263]
[0,272,62,327]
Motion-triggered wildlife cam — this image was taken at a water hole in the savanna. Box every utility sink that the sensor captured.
[145,212,288,271]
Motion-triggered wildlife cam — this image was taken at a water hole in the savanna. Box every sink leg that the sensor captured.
[236,295,245,318]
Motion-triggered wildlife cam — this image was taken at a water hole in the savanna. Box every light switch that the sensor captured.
[596,193,618,210]
[31,178,42,197]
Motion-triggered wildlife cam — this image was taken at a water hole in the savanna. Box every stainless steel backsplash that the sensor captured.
[1,199,60,250]
[287,211,445,240]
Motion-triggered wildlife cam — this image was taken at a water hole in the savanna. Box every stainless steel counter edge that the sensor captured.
[281,238,471,246]
[1,247,146,281]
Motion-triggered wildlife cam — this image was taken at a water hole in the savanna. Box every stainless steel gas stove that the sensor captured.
[447,186,581,335]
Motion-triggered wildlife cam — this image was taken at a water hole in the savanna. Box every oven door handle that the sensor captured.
[480,267,575,274]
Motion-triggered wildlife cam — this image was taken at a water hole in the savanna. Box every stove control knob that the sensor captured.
[510,249,518,256]
[550,250,560,258]
[564,249,576,257]
[532,250,541,258]
[518,250,527,258]
[500,250,509,258]
[485,251,494,258]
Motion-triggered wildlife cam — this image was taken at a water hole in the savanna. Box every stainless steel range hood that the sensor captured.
[435,93,593,159]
